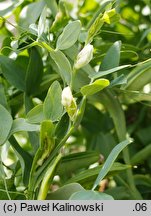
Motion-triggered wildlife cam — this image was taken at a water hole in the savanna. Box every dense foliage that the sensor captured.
[0,0,151,200]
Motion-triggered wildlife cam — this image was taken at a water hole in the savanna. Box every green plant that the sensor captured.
[0,0,151,200]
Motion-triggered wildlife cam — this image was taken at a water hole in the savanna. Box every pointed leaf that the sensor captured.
[67,162,131,185]
[98,89,127,141]
[56,21,81,50]
[89,65,130,80]
[124,59,151,91]
[92,139,132,190]
[38,6,47,38]
[9,136,33,186]
[44,0,58,17]
[50,50,72,85]
[43,81,63,121]
[19,0,45,29]
[81,79,110,96]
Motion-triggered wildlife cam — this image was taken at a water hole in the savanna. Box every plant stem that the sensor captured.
[37,153,62,200]
[28,96,87,199]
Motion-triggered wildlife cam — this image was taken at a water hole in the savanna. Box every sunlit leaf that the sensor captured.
[81,79,110,96]
[19,0,45,29]
[38,6,47,39]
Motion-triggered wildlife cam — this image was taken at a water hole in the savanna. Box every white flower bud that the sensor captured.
[61,86,73,107]
[74,44,93,69]
[61,86,77,121]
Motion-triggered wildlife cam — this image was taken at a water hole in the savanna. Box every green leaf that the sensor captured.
[43,81,63,121]
[47,183,84,200]
[10,118,40,135]
[44,0,58,17]
[105,186,130,200]
[89,65,130,80]
[50,50,72,85]
[0,83,9,109]
[67,162,131,186]
[50,1,69,32]
[19,0,45,29]
[86,1,112,29]
[124,59,151,91]
[135,126,151,145]
[36,120,55,167]
[110,74,127,87]
[86,9,120,43]
[0,104,13,145]
[57,151,100,179]
[38,153,62,200]
[25,47,43,95]
[98,89,127,141]
[131,144,151,165]
[100,41,121,70]
[26,104,45,124]
[55,114,69,143]
[24,94,40,153]
[28,120,55,198]
[81,79,110,96]
[119,89,151,104]
[0,56,26,91]
[9,136,33,186]
[92,139,132,190]
[0,0,24,16]
[69,190,114,200]
[38,6,47,39]
[134,174,151,188]
[56,21,81,50]
[103,9,120,24]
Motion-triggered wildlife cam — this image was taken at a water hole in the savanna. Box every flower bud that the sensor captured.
[61,86,77,121]
[61,86,73,107]
[74,44,93,69]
